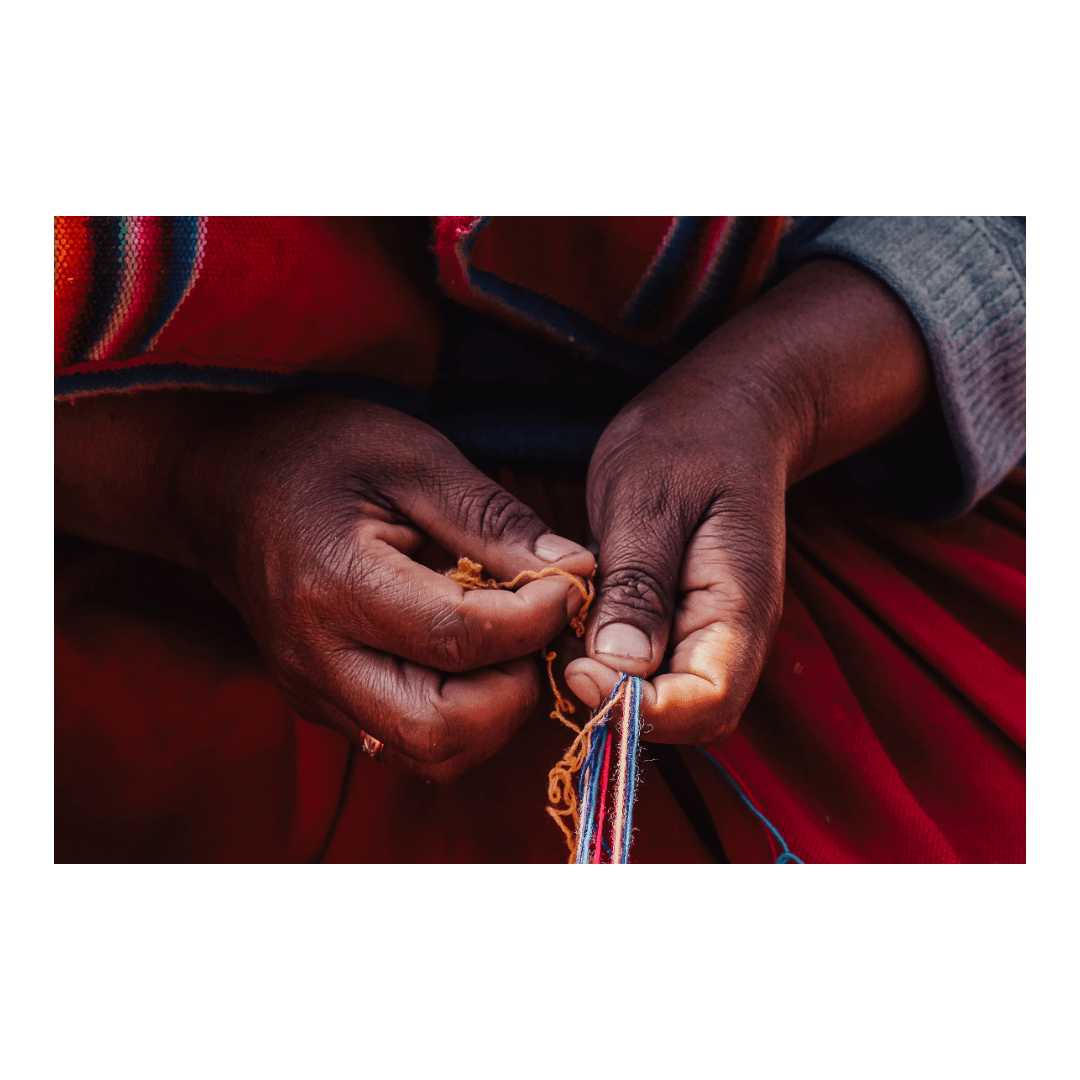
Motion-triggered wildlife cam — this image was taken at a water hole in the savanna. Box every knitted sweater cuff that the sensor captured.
[779,216,1026,521]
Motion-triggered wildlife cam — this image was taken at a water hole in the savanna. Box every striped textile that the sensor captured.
[53,217,446,399]
[55,216,208,368]
[54,216,792,396]
[432,216,793,362]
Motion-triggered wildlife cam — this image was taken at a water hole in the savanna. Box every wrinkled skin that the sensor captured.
[181,395,598,781]
[57,389,594,783]
[55,257,933,779]
[566,258,934,741]
[567,391,790,744]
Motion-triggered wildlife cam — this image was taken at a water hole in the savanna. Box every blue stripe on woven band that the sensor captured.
[620,217,702,328]
[575,723,606,865]
[136,217,200,354]
[585,724,608,861]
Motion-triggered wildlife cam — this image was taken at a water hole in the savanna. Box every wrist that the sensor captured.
[668,257,935,491]
[618,340,804,500]
[166,392,277,584]
[55,391,226,569]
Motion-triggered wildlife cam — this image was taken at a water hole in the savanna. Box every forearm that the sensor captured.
[573,257,938,728]
[654,256,936,487]
[777,217,1025,517]
[54,390,226,570]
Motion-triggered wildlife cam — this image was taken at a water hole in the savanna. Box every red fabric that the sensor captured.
[469,217,676,331]
[55,217,444,387]
[56,216,789,393]
[54,471,1025,863]
[593,728,615,863]
[694,477,1025,864]
[54,551,348,862]
[450,216,792,352]
[713,214,791,325]
[640,216,736,339]
[54,217,94,362]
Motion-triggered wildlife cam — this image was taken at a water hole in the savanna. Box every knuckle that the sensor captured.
[426,606,478,673]
[593,466,707,539]
[396,695,459,766]
[462,486,538,544]
[267,634,323,687]
[598,565,671,621]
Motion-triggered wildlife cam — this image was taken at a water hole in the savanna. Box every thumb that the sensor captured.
[580,489,700,677]
[566,476,787,741]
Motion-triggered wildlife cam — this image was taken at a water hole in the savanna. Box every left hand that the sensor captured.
[563,356,790,744]
[565,257,935,743]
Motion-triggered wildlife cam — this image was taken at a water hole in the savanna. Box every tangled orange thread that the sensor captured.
[445,556,594,637]
[445,555,598,857]
[544,678,629,860]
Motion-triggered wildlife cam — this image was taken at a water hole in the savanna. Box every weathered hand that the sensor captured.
[176,393,596,780]
[564,370,788,743]
[565,257,934,743]
[60,390,593,782]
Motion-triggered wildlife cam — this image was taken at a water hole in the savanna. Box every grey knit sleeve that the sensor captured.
[776,217,1026,521]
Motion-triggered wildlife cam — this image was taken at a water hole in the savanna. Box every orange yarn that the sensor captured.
[445,555,599,858]
[445,556,594,638]
[545,680,629,861]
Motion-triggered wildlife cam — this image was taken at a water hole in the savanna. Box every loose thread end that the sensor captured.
[443,557,613,860]
[548,677,631,862]
[446,557,594,636]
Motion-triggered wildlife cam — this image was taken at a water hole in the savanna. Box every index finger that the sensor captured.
[337,518,593,673]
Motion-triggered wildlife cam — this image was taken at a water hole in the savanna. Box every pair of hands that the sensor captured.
[57,258,933,783]
[172,380,779,783]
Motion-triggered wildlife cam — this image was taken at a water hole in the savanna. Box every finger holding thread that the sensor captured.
[565,501,783,743]
[394,465,596,584]
[334,534,593,673]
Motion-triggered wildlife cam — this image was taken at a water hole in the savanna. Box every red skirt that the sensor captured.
[54,468,1025,863]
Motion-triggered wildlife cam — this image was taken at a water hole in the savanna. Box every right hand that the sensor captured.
[173,392,595,782]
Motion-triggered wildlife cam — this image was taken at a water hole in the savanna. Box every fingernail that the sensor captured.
[565,670,602,710]
[534,533,589,563]
[595,622,651,662]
